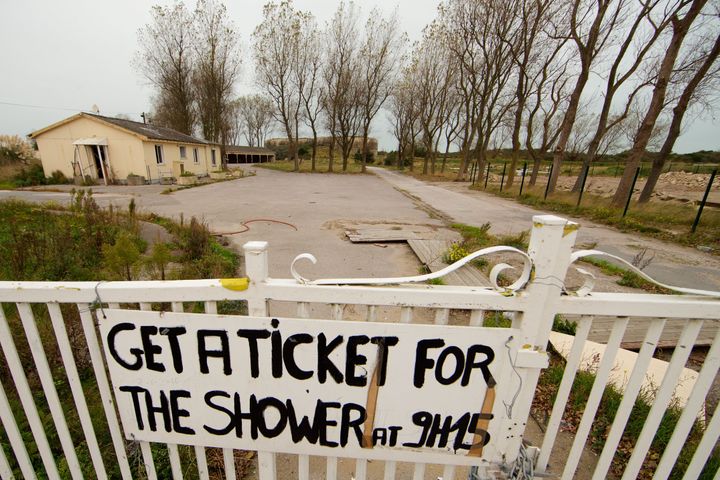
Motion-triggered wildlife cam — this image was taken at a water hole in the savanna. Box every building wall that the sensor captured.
[141,141,217,181]
[34,117,146,180]
[34,116,218,183]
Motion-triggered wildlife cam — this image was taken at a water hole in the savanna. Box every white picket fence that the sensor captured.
[0,214,718,479]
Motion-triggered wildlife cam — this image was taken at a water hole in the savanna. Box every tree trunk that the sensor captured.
[310,129,318,172]
[328,135,335,173]
[528,149,544,187]
[612,0,707,206]
[548,67,590,193]
[441,143,450,173]
[639,31,720,203]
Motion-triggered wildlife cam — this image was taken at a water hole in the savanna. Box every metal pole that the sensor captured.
[577,165,589,207]
[500,162,507,192]
[623,166,641,217]
[484,163,491,189]
[544,162,554,200]
[519,162,528,197]
[692,169,717,233]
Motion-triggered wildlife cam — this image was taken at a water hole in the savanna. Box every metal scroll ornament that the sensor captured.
[291,246,534,295]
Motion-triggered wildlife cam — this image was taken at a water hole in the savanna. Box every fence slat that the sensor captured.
[469,310,484,326]
[168,443,183,479]
[442,464,455,479]
[592,318,665,480]
[298,454,310,480]
[0,306,61,480]
[331,304,343,320]
[367,305,377,322]
[0,376,36,479]
[223,449,236,480]
[77,304,133,480]
[537,315,592,471]
[139,441,158,480]
[400,306,413,324]
[0,441,14,480]
[383,460,396,480]
[17,302,85,480]
[654,326,720,480]
[47,303,108,479]
[412,463,425,480]
[434,308,449,325]
[194,445,209,480]
[355,459,367,480]
[621,319,704,480]
[683,400,720,480]
[562,316,629,480]
[326,456,338,480]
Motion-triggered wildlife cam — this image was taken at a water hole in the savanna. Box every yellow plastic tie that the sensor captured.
[220,278,250,291]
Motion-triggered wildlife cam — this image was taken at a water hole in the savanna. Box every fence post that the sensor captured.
[519,162,527,197]
[692,169,717,233]
[509,215,579,470]
[622,167,641,217]
[242,241,276,480]
[544,163,554,200]
[500,162,507,191]
[470,162,477,185]
[577,165,589,207]
[484,163,491,189]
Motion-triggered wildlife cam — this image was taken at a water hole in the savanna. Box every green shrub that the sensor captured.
[444,243,470,263]
[13,164,47,186]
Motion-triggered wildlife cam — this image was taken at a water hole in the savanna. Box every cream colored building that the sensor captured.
[30,112,220,184]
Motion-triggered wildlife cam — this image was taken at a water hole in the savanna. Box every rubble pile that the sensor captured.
[659,171,719,189]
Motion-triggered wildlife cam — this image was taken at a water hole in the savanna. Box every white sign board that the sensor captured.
[100,309,520,464]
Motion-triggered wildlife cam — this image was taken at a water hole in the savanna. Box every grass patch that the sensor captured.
[0,195,244,478]
[579,256,674,294]
[256,146,370,174]
[533,352,720,479]
[475,183,719,252]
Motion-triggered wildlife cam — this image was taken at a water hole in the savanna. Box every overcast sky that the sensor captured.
[0,0,717,153]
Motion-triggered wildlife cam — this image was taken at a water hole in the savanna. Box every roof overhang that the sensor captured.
[73,137,108,146]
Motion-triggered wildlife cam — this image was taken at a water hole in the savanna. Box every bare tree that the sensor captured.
[612,0,708,206]
[413,27,455,175]
[135,2,196,135]
[639,30,720,202]
[356,8,405,173]
[193,0,242,156]
[440,91,462,173]
[570,0,675,192]
[322,2,362,172]
[503,0,559,187]
[253,0,312,171]
[298,17,323,171]
[234,94,275,147]
[388,68,420,170]
[546,0,628,194]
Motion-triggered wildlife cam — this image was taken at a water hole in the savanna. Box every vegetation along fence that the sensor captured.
[0,215,718,479]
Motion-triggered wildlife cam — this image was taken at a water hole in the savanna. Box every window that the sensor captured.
[193,148,199,164]
[179,146,186,158]
[154,145,164,164]
[211,149,217,166]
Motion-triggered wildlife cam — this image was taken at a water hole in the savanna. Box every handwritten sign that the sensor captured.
[100,309,519,463]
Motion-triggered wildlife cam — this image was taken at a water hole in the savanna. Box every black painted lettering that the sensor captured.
[387,426,402,447]
[119,385,146,429]
[140,326,165,372]
[370,336,399,386]
[236,329,270,378]
[271,329,283,378]
[256,397,287,438]
[373,427,387,446]
[346,335,369,387]
[144,389,171,432]
[108,323,143,370]
[163,327,186,374]
[435,346,464,385]
[204,391,235,436]
[340,403,365,447]
[169,390,194,435]
[403,411,432,448]
[198,330,232,375]
[317,334,344,384]
[462,345,495,386]
[283,334,313,380]
[413,339,445,387]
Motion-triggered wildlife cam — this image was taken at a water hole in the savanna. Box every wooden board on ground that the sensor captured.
[585,316,718,349]
[408,238,492,288]
[345,229,420,243]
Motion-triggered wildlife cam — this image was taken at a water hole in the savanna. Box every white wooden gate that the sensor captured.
[0,214,718,479]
